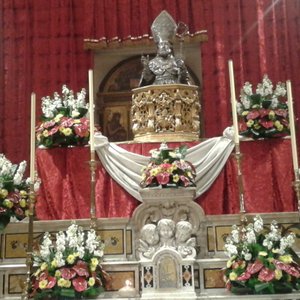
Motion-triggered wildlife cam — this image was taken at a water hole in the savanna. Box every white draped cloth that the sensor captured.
[94,128,235,202]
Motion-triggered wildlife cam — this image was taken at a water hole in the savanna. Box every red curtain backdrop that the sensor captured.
[35,139,296,220]
[1,0,300,163]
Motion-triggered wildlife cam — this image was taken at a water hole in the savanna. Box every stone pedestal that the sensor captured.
[131,84,200,142]
[131,187,206,299]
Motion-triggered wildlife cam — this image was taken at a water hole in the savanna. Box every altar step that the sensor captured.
[1,212,299,299]
[1,290,300,300]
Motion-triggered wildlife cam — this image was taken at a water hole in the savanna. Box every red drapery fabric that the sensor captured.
[35,139,296,220]
[1,0,300,164]
[200,0,300,137]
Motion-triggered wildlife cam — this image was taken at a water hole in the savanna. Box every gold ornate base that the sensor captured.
[131,84,201,143]
[134,131,199,142]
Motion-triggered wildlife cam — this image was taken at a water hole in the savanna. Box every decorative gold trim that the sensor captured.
[84,31,208,50]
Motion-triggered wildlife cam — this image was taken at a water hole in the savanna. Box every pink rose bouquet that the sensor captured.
[30,224,108,299]
[36,85,95,148]
[237,75,290,139]
[224,215,300,294]
[140,143,196,188]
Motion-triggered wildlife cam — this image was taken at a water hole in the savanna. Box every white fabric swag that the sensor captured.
[94,128,235,202]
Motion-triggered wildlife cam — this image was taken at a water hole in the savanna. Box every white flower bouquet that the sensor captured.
[30,223,109,299]
[237,75,290,139]
[224,215,300,295]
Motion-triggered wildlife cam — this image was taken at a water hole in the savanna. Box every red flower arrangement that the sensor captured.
[30,224,108,299]
[224,216,300,295]
[140,143,196,188]
[0,154,34,232]
[237,75,290,139]
[36,85,95,148]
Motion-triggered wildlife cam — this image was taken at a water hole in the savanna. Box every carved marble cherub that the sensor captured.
[138,223,160,259]
[157,218,176,247]
[175,220,196,258]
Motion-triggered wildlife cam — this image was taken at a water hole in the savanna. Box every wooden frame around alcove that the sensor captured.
[84,32,208,142]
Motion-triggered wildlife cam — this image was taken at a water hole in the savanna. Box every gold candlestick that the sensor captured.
[89,150,97,230]
[293,172,300,215]
[234,143,246,214]
[22,184,36,300]
[228,60,246,215]
[286,80,300,215]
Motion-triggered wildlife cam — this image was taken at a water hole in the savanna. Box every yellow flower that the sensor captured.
[258,251,268,257]
[20,190,28,198]
[267,257,274,263]
[272,248,280,254]
[39,279,48,289]
[0,189,8,198]
[150,168,159,177]
[34,268,41,277]
[246,119,254,127]
[63,128,72,136]
[90,265,96,272]
[58,278,65,287]
[42,130,49,137]
[229,272,237,281]
[91,257,99,267]
[88,277,95,287]
[54,113,64,122]
[73,119,81,124]
[51,259,58,268]
[242,111,249,116]
[67,254,76,264]
[40,262,48,271]
[173,174,180,183]
[275,269,282,280]
[19,199,27,208]
[279,255,293,264]
[226,259,234,268]
[269,110,275,118]
[64,280,71,288]
[55,270,61,278]
[274,120,281,127]
[25,209,29,217]
[253,123,261,130]
[3,199,13,208]
[277,124,284,131]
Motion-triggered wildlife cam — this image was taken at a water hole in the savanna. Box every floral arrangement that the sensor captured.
[30,223,108,299]
[224,215,300,295]
[0,154,31,231]
[36,85,93,148]
[140,143,196,188]
[237,75,290,139]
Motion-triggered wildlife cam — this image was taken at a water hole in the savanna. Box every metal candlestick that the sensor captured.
[234,142,246,214]
[293,169,300,215]
[22,184,36,300]
[89,150,97,230]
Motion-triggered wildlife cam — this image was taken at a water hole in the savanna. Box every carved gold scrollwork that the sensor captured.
[131,84,200,142]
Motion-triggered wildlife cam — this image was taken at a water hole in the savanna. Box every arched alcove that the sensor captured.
[96,55,200,142]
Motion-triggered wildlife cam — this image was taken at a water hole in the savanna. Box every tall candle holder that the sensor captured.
[228,60,246,216]
[89,150,97,230]
[234,143,246,214]
[22,183,36,300]
[287,80,300,215]
[293,171,300,215]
